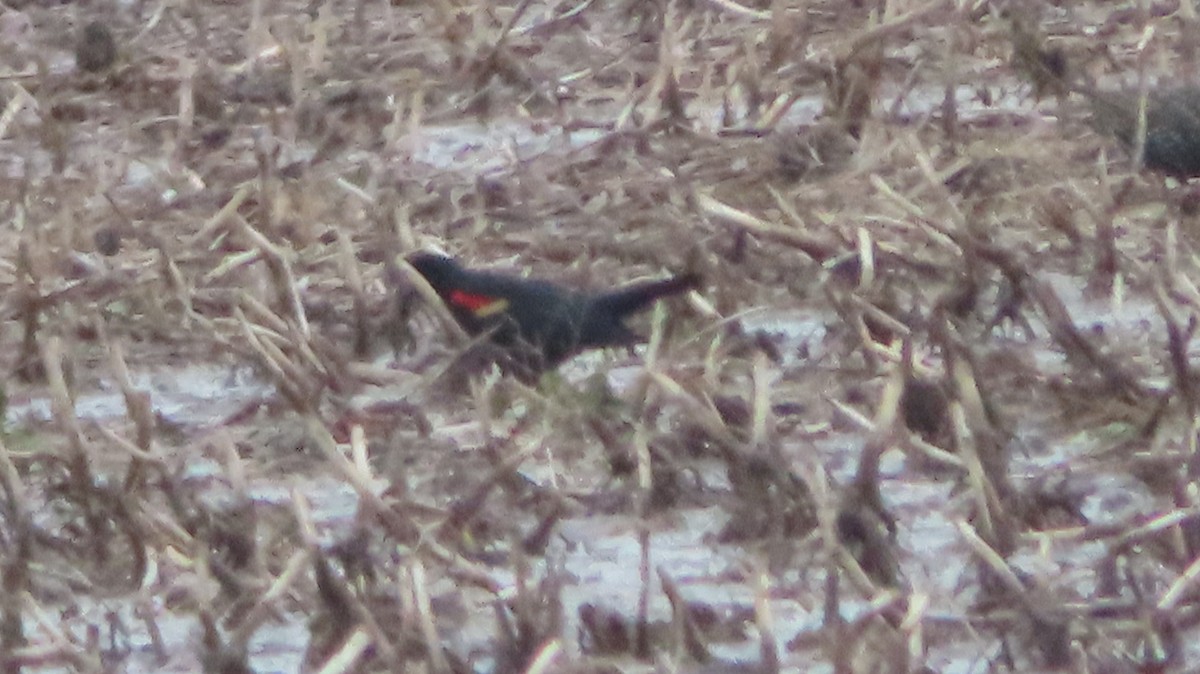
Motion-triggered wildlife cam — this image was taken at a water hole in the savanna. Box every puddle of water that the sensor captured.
[2,302,1174,672]
[697,82,1031,136]
[76,472,365,673]
[1041,271,1161,337]
[889,84,1034,123]
[400,121,605,174]
[67,594,310,674]
[1023,272,1174,388]
[251,476,362,525]
[740,309,830,366]
[550,508,786,664]
[5,363,272,430]
[397,78,1034,179]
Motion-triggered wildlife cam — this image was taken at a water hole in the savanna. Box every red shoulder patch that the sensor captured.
[449,290,509,317]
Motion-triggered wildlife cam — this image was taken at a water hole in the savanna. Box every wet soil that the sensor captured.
[3,1,1200,673]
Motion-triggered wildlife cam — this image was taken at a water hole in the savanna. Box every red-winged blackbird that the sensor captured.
[1083,86,1200,179]
[407,252,699,370]
[1009,22,1200,179]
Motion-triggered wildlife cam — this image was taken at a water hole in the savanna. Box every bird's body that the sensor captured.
[1007,22,1200,179]
[408,253,697,369]
[1083,85,1200,178]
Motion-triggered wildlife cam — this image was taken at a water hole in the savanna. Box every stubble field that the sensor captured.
[3,0,1200,672]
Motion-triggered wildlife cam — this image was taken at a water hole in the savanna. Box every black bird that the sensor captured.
[407,252,699,370]
[1008,21,1200,179]
[1082,85,1200,179]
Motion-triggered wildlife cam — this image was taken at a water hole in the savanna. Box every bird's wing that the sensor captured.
[446,289,511,318]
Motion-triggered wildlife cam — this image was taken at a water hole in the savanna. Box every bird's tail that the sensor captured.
[593,273,700,319]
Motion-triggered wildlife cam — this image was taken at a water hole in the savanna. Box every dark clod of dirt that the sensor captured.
[712,394,751,429]
[230,68,293,106]
[718,453,816,542]
[578,604,633,655]
[200,612,252,674]
[1027,613,1073,669]
[94,227,122,256]
[944,157,1029,199]
[901,376,950,442]
[775,123,857,181]
[836,502,901,587]
[76,21,117,73]
[199,126,233,150]
[1181,186,1200,217]
[1008,17,1070,100]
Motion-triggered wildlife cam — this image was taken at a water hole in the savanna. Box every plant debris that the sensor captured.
[2,1,1200,672]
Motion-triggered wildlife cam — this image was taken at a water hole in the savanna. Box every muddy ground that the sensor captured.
[3,0,1200,672]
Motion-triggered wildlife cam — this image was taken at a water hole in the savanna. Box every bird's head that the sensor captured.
[406,252,461,290]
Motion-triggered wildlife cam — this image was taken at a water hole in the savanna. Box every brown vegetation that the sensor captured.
[2,0,1200,672]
